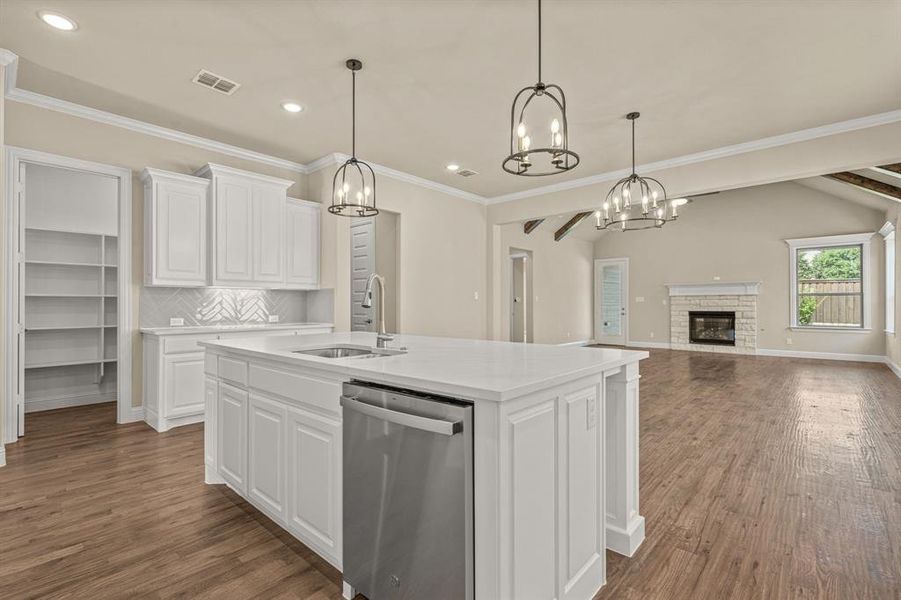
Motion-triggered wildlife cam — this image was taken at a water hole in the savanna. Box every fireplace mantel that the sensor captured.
[666,282,761,296]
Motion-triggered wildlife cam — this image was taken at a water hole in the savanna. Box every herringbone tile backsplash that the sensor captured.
[140,287,330,327]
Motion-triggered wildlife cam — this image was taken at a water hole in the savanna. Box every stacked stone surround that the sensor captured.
[670,294,758,354]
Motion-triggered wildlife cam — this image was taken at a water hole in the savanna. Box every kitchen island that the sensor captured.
[201,331,647,600]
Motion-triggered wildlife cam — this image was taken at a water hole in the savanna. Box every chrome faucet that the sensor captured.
[361,273,393,348]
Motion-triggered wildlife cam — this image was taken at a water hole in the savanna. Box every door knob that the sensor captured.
[365,318,373,324]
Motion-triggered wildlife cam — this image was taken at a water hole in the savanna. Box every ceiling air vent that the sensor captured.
[456,169,479,178]
[192,69,241,96]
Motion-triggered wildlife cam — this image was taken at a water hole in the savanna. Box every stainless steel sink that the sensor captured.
[293,346,378,359]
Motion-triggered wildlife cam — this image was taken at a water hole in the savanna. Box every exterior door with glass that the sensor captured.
[594,258,629,345]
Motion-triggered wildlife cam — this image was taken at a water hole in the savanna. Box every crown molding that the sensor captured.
[305,152,486,204]
[486,108,901,205]
[0,48,17,67]
[878,221,895,237]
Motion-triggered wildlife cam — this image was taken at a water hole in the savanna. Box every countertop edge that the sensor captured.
[140,323,334,336]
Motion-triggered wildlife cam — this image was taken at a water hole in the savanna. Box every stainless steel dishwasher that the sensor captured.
[341,381,474,600]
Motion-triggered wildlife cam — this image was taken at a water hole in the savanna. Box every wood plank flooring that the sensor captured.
[1,350,899,599]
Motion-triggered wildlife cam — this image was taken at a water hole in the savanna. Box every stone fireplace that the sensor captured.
[667,282,760,354]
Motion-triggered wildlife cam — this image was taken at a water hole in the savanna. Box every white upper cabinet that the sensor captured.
[195,163,293,288]
[141,168,209,286]
[285,198,321,289]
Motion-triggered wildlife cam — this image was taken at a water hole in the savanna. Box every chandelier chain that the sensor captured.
[537,0,542,83]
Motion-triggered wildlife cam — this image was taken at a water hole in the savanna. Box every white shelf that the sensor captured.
[25,325,117,332]
[24,294,117,298]
[25,358,117,370]
[25,260,104,268]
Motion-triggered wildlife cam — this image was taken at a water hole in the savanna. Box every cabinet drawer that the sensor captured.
[204,353,218,376]
[248,364,341,415]
[219,356,248,386]
[164,334,217,354]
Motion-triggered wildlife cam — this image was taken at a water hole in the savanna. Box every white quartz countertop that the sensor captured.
[201,331,647,402]
[140,322,334,336]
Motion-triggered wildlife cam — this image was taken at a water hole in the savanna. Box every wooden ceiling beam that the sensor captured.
[554,212,592,241]
[825,171,901,201]
[876,163,901,175]
[523,219,544,234]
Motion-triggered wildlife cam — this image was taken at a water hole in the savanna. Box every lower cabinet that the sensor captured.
[165,353,206,418]
[286,405,342,565]
[248,394,287,520]
[218,382,248,493]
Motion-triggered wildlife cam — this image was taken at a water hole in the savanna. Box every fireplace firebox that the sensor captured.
[689,311,736,346]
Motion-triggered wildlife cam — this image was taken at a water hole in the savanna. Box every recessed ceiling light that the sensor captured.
[38,10,77,31]
[281,102,303,113]
[446,164,460,172]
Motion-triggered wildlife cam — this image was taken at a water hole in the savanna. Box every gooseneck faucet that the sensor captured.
[361,273,393,348]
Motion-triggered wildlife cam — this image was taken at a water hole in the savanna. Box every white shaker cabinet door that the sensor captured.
[217,382,248,493]
[248,393,287,521]
[214,176,254,286]
[252,184,286,283]
[285,199,320,288]
[163,352,205,418]
[286,404,342,566]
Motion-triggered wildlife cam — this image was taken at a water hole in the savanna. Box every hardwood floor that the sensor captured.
[1,350,899,599]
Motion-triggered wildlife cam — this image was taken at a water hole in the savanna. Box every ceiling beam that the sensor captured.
[523,219,544,234]
[877,163,901,174]
[825,171,901,201]
[554,212,593,242]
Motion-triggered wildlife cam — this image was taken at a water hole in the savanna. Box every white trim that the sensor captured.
[486,109,901,205]
[0,444,5,467]
[879,221,896,237]
[194,162,296,188]
[665,281,760,296]
[785,232,874,330]
[556,339,594,347]
[140,167,209,186]
[4,146,135,443]
[594,257,630,346]
[625,340,672,350]
[305,152,486,204]
[127,407,145,423]
[0,48,16,67]
[756,348,886,363]
[886,358,901,380]
[788,326,872,333]
[24,393,116,414]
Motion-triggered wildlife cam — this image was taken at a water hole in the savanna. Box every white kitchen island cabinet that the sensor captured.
[202,332,647,600]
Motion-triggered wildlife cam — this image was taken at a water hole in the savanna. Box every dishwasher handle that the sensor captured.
[341,395,463,436]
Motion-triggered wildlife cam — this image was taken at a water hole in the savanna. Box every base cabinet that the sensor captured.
[248,394,287,520]
[218,382,248,493]
[286,405,341,565]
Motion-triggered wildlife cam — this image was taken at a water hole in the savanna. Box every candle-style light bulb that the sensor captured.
[551,118,560,134]
[517,122,527,138]
[620,212,627,231]
[343,182,350,193]
[550,118,560,147]
[522,135,531,151]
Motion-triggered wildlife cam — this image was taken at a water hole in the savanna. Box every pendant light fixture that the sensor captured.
[502,0,579,177]
[330,59,378,217]
[597,112,678,231]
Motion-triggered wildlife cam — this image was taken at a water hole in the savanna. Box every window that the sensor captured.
[882,222,896,334]
[786,233,873,330]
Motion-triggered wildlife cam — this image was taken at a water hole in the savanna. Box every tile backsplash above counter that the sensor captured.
[140,286,334,328]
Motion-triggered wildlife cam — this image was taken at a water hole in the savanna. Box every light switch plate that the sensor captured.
[169,317,185,327]
[268,315,279,323]
[635,296,645,303]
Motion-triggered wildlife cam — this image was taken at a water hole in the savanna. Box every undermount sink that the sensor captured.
[291,345,405,359]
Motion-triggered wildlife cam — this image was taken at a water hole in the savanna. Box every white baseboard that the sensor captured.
[885,358,901,379]
[626,340,672,350]
[24,393,116,413]
[0,444,5,467]
[756,348,887,363]
[557,339,595,347]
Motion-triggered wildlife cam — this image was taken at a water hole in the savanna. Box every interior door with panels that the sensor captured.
[217,382,248,492]
[248,393,287,520]
[252,184,286,283]
[214,176,254,285]
[350,218,375,331]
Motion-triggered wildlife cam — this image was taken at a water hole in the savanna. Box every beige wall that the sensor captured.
[498,224,594,345]
[594,181,887,356]
[6,102,306,408]
[308,169,488,340]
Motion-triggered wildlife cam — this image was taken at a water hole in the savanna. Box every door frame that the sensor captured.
[594,257,629,346]
[3,146,136,444]
[508,252,530,342]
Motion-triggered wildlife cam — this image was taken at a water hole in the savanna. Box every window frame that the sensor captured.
[785,232,874,331]
[881,222,895,334]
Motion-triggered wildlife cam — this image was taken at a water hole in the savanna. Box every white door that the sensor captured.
[218,382,248,493]
[350,218,375,331]
[248,393,287,520]
[594,258,629,345]
[286,199,320,288]
[214,177,254,285]
[252,183,286,283]
[164,353,205,418]
[286,404,342,565]
[153,180,206,285]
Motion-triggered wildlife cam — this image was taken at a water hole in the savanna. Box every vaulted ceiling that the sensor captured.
[3,0,900,198]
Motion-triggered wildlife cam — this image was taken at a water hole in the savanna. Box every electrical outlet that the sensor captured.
[649,331,655,338]
[169,317,184,327]
[786,337,793,345]
[713,276,721,281]
[635,296,645,303]
[268,315,279,323]
[586,397,597,430]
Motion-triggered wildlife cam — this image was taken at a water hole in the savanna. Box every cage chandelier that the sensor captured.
[597,112,679,231]
[330,59,378,217]
[502,0,579,177]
